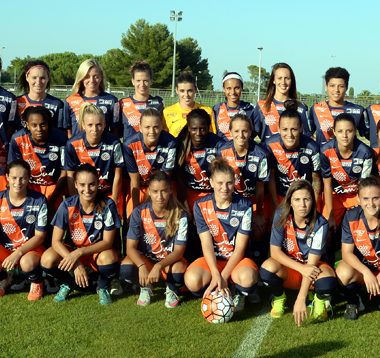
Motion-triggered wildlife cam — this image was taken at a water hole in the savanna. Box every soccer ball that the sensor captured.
[201,291,235,324]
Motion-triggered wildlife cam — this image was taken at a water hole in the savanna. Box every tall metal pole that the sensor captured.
[0,47,5,85]
[170,11,183,97]
[257,47,263,102]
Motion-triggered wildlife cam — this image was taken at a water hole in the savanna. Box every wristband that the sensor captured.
[138,263,146,269]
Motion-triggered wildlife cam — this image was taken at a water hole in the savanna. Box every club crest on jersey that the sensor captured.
[49,153,58,161]
[300,156,309,164]
[352,166,361,173]
[230,217,239,227]
[101,152,111,161]
[248,164,257,172]
[26,215,35,224]
[99,106,107,114]
[207,155,215,163]
[0,105,6,112]
[94,221,103,230]
[156,155,164,164]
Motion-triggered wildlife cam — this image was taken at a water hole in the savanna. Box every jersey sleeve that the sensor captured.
[7,136,22,164]
[163,139,177,173]
[258,150,271,182]
[270,210,285,247]
[123,142,138,173]
[63,141,79,171]
[51,201,68,229]
[63,100,72,129]
[341,212,354,244]
[113,141,124,168]
[300,104,313,137]
[56,100,64,129]
[103,199,121,230]
[311,152,321,172]
[193,201,209,235]
[173,212,188,246]
[358,109,369,139]
[237,206,252,235]
[111,100,120,128]
[36,199,48,232]
[126,207,142,240]
[309,221,328,256]
[320,151,331,178]
[253,105,263,136]
[7,99,17,127]
[308,106,317,135]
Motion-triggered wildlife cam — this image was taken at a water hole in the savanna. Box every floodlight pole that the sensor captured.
[0,47,5,84]
[170,10,183,97]
[257,47,263,102]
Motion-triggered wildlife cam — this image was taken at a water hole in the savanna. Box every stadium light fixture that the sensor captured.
[257,47,263,102]
[170,10,183,97]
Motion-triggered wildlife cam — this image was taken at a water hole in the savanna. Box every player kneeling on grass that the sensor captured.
[184,158,259,312]
[336,176,380,320]
[259,180,336,326]
[0,160,47,300]
[119,171,188,308]
[40,163,121,305]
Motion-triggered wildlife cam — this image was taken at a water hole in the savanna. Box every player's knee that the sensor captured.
[335,262,355,284]
[19,254,39,272]
[233,267,257,287]
[40,248,58,268]
[184,270,204,292]
[260,257,280,274]
[259,267,283,287]
[170,260,187,274]
[97,249,118,266]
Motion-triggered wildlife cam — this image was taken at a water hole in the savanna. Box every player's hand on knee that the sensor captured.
[2,250,22,269]
[363,271,380,296]
[147,264,161,284]
[301,264,321,281]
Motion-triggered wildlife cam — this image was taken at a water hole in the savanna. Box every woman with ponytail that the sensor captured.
[119,171,188,308]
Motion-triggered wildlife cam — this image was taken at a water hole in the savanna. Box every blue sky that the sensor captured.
[1,0,379,94]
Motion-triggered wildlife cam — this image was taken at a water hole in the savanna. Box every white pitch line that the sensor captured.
[232,308,273,358]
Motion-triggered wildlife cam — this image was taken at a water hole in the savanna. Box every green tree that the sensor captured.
[101,49,129,86]
[247,65,270,98]
[349,87,354,97]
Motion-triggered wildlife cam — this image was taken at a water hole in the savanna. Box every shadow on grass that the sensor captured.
[258,340,345,358]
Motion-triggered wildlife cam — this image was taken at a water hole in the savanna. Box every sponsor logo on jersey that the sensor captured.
[82,215,94,224]
[216,211,229,220]
[11,209,24,217]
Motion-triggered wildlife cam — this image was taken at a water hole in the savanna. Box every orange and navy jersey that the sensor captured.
[309,100,369,145]
[163,102,215,137]
[321,138,373,195]
[15,94,64,129]
[266,133,320,197]
[8,128,67,186]
[342,205,380,270]
[127,201,188,262]
[183,132,224,191]
[366,104,380,149]
[51,195,121,249]
[194,193,252,261]
[212,101,254,141]
[0,189,48,251]
[253,99,310,141]
[64,131,124,193]
[63,91,119,136]
[119,95,164,140]
[217,139,270,198]
[123,131,176,186]
[0,86,17,145]
[270,208,328,262]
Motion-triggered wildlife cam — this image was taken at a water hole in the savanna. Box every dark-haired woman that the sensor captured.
[40,163,121,304]
[253,63,311,142]
[265,100,321,207]
[163,72,215,138]
[213,72,254,141]
[176,108,224,215]
[124,107,176,218]
[0,160,48,300]
[185,158,259,312]
[63,59,119,138]
[321,113,373,232]
[16,60,64,129]
[8,106,67,214]
[120,171,188,308]
[260,180,336,326]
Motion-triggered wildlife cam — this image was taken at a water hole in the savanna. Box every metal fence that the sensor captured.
[2,83,379,109]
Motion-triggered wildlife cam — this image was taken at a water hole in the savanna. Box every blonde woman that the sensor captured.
[63,59,119,138]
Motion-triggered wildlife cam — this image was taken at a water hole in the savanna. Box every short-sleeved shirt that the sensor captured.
[309,100,368,145]
[320,138,373,195]
[8,128,67,185]
[218,139,270,198]
[63,91,119,136]
[213,101,255,141]
[127,201,188,262]
[64,131,124,192]
[183,132,224,191]
[0,86,17,145]
[16,94,64,129]
[270,209,328,262]
[123,130,176,186]
[119,95,164,140]
[51,195,121,248]
[0,189,48,251]
[266,133,320,197]
[194,193,252,260]
[254,99,310,141]
[342,206,380,271]
[366,104,380,149]
[163,102,215,137]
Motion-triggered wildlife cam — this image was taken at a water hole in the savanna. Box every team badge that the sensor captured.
[26,215,36,224]
[100,106,107,114]
[157,155,164,164]
[300,156,309,164]
[49,153,58,161]
[230,217,239,227]
[248,164,257,172]
[207,155,215,163]
[101,152,111,161]
[94,221,102,230]
[0,105,5,113]
[352,166,361,173]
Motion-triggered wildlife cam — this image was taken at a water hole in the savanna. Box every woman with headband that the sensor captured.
[213,72,255,141]
[253,63,311,142]
[16,60,64,130]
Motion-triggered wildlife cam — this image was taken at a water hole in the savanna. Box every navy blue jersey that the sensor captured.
[213,100,255,141]
[266,134,320,197]
[16,94,64,129]
[342,206,380,271]
[366,104,380,149]
[0,86,17,144]
[218,139,270,198]
[270,208,328,262]
[123,130,176,186]
[0,189,48,251]
[183,132,224,191]
[194,193,252,260]
[119,95,164,140]
[8,128,67,185]
[254,99,311,141]
[51,195,121,248]
[321,138,373,195]
[309,101,368,146]
[64,91,119,136]
[127,201,188,262]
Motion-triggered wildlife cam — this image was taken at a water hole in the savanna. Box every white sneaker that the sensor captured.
[110,279,123,296]
[137,286,152,306]
[165,286,179,308]
[233,294,246,312]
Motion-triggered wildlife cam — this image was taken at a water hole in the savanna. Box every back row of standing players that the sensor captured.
[0,58,379,320]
